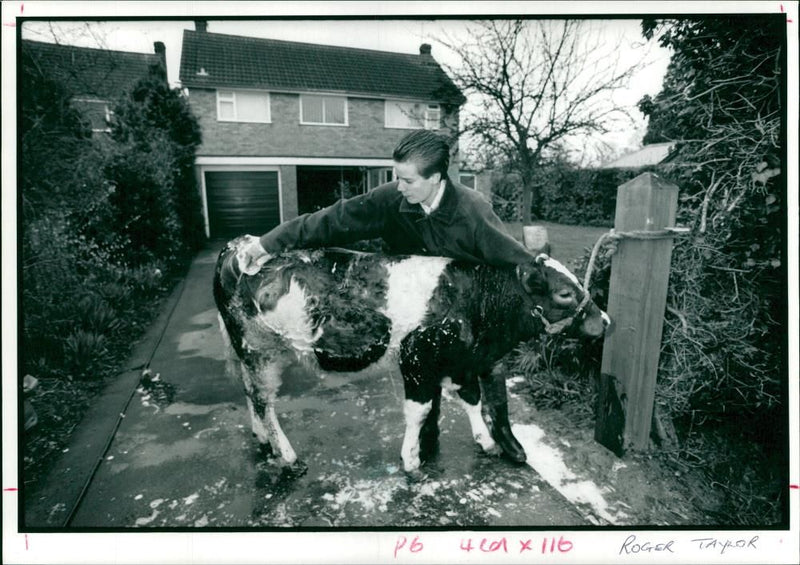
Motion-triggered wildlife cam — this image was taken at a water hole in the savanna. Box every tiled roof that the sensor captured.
[599,142,677,169]
[179,30,465,105]
[21,39,163,100]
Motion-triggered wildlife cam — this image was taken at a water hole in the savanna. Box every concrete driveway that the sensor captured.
[25,244,629,529]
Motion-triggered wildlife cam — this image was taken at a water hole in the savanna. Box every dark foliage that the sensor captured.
[20,46,93,212]
[21,48,206,497]
[110,65,205,254]
[512,16,786,525]
[538,166,648,226]
[21,56,203,382]
[635,16,784,425]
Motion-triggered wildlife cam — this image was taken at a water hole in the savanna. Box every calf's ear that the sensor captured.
[516,261,548,295]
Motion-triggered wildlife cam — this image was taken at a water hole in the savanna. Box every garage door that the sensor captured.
[205,171,280,239]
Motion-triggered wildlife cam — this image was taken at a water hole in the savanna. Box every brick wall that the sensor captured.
[188,88,460,160]
[279,165,299,220]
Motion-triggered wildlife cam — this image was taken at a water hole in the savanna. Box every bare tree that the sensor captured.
[439,19,642,223]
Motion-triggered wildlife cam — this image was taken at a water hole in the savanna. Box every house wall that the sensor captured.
[188,88,459,161]
[279,165,299,220]
[189,86,462,235]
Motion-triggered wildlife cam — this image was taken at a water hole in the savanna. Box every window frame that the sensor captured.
[385,99,442,130]
[459,173,477,190]
[424,104,441,130]
[299,93,349,127]
[216,89,272,123]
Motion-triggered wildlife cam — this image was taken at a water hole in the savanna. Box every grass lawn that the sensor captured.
[503,221,611,267]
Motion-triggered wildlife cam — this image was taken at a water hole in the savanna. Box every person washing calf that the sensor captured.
[215,241,610,471]
[223,130,608,469]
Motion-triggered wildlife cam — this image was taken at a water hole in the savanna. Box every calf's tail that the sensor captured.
[213,241,243,312]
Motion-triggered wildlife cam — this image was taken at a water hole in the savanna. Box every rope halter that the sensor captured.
[530,290,593,335]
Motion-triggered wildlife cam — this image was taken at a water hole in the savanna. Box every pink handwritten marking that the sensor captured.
[781,4,794,22]
[2,3,23,26]
[394,536,423,558]
[790,484,800,489]
[26,534,29,550]
[3,487,18,492]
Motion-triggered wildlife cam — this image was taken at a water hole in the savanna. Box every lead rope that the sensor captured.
[582,227,691,291]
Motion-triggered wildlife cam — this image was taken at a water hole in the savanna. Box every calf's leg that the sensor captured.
[240,353,298,466]
[400,398,433,472]
[455,380,499,455]
[480,369,526,463]
[419,386,441,460]
[399,326,451,471]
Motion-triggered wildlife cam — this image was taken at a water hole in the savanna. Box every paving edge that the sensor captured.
[21,273,189,529]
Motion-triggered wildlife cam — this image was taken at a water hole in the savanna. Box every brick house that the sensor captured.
[21,39,167,135]
[178,22,466,239]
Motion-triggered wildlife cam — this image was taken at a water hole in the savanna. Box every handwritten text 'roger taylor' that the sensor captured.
[620,534,759,556]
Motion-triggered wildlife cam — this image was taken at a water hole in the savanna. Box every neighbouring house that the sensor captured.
[178,21,467,239]
[598,142,677,170]
[21,39,167,135]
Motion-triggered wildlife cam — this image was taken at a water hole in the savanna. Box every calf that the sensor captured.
[214,235,610,472]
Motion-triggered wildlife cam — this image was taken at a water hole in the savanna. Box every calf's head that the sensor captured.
[516,253,611,338]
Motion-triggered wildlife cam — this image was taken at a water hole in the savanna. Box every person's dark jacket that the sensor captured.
[259,178,535,268]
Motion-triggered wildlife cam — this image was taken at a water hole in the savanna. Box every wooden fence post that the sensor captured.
[596,172,679,453]
[523,225,551,255]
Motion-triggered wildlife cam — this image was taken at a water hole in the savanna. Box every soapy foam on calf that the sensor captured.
[255,277,321,353]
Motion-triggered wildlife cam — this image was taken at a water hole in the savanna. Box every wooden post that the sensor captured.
[596,173,678,453]
[523,225,551,255]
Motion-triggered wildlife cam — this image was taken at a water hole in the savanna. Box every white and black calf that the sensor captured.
[213,235,610,472]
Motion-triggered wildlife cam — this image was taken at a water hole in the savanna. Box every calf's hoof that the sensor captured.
[282,459,308,479]
[493,425,527,463]
[404,467,427,483]
[402,456,422,473]
[487,401,527,463]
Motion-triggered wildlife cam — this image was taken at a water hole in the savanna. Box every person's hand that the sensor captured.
[236,235,270,276]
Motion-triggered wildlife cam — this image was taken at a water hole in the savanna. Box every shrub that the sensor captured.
[76,295,123,333]
[508,336,597,411]
[103,140,182,265]
[63,330,110,380]
[489,161,645,226]
[489,171,524,221]
[636,16,784,432]
[538,167,646,226]
[111,64,204,253]
[20,52,203,385]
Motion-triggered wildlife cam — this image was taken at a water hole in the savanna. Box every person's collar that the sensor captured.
[420,180,446,215]
[399,178,459,225]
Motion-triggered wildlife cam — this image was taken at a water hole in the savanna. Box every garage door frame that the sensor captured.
[199,165,283,238]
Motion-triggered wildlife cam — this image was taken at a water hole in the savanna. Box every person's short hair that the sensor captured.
[392,130,451,179]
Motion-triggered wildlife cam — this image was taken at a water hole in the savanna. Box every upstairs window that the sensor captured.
[72,98,112,133]
[217,90,271,123]
[459,173,477,189]
[300,94,347,126]
[385,100,441,130]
